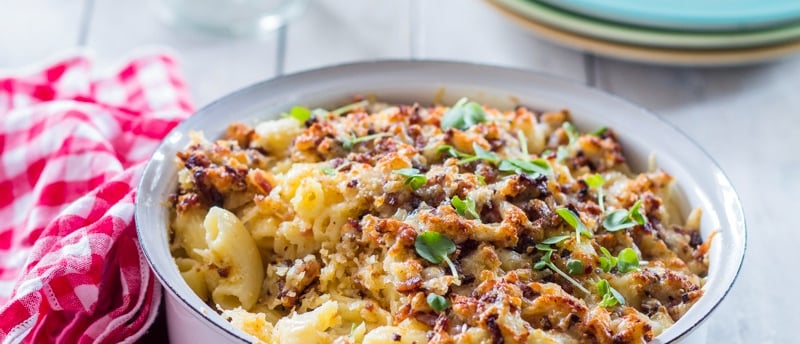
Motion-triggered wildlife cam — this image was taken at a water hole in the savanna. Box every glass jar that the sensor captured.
[155,0,309,36]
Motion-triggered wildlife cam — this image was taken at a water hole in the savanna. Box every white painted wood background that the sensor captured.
[1,0,797,342]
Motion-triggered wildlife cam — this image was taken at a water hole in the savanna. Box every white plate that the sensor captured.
[538,0,800,32]
[135,61,746,343]
[492,0,800,49]
[489,0,800,67]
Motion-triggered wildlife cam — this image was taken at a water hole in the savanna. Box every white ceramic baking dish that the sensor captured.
[135,61,746,343]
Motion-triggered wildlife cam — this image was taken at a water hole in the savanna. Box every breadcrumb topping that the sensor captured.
[170,99,709,344]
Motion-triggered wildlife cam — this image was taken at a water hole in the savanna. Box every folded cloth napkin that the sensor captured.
[0,52,192,343]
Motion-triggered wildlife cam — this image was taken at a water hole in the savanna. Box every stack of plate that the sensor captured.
[487,0,800,66]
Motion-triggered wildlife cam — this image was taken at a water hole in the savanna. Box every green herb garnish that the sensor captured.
[341,132,390,150]
[602,211,634,231]
[556,146,570,163]
[562,122,579,145]
[540,235,571,245]
[331,100,369,116]
[628,200,646,225]
[557,121,580,163]
[533,252,549,270]
[473,144,499,163]
[437,143,508,167]
[451,195,479,219]
[598,246,640,273]
[457,143,499,165]
[393,168,427,190]
[284,106,312,122]
[534,247,590,294]
[585,173,604,189]
[437,144,467,159]
[426,293,451,312]
[566,259,584,275]
[321,166,336,176]
[602,200,647,232]
[441,97,487,131]
[598,247,617,273]
[415,231,459,280]
[585,173,605,213]
[517,130,528,155]
[498,158,551,176]
[597,279,625,307]
[535,243,556,252]
[556,208,592,244]
[591,126,608,137]
[438,142,550,177]
[616,248,640,273]
[476,174,487,186]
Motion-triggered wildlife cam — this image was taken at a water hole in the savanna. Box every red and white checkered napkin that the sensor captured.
[0,52,192,343]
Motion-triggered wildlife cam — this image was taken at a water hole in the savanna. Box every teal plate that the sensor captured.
[539,0,800,31]
[494,0,800,49]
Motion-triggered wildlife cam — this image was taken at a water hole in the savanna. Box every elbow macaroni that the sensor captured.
[169,100,710,343]
[202,206,264,310]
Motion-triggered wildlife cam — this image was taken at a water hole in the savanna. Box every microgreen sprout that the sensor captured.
[540,235,571,245]
[556,208,592,244]
[591,126,608,137]
[628,200,646,224]
[517,130,529,155]
[340,132,390,150]
[598,246,640,273]
[415,231,459,280]
[555,121,584,163]
[562,122,579,145]
[321,166,336,176]
[436,143,552,179]
[534,243,590,294]
[283,106,312,122]
[602,200,647,232]
[598,247,617,273]
[535,243,556,253]
[566,259,585,275]
[441,97,487,131]
[437,144,469,159]
[556,146,570,163]
[457,143,499,165]
[498,158,552,177]
[393,168,427,190]
[597,279,625,307]
[585,174,605,213]
[331,100,369,116]
[436,144,500,166]
[451,195,479,220]
[426,293,451,312]
[616,248,640,273]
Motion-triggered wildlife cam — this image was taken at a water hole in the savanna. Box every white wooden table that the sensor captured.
[2,0,797,342]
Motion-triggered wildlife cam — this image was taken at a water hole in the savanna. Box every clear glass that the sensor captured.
[155,0,309,36]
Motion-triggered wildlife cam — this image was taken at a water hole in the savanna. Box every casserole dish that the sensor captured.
[135,61,745,343]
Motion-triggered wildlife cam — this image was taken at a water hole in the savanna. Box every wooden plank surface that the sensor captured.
[593,56,800,343]
[283,0,412,73]
[418,0,586,82]
[0,0,86,68]
[86,0,280,107]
